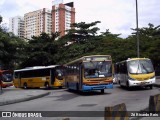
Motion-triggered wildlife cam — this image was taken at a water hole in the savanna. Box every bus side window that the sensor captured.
[119,63,126,74]
[119,64,123,74]
[123,62,127,74]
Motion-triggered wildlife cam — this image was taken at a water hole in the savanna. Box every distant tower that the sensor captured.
[52,0,75,37]
[9,16,24,38]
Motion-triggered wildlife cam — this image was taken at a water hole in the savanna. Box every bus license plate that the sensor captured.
[140,82,145,85]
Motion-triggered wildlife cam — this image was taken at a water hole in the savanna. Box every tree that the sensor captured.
[129,23,160,75]
[20,32,60,67]
[54,21,103,64]
[66,21,101,43]
[0,31,26,69]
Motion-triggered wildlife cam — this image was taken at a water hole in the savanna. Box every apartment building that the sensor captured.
[24,8,52,39]
[9,1,75,39]
[52,0,75,36]
[9,16,24,38]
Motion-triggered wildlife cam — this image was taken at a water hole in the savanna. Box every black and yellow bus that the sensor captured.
[115,58,155,89]
[13,65,64,89]
[64,55,113,93]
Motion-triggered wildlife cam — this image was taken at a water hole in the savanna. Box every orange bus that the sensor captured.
[0,70,13,88]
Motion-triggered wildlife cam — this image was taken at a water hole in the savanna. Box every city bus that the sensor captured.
[115,58,155,89]
[0,70,13,88]
[13,65,64,89]
[64,55,113,93]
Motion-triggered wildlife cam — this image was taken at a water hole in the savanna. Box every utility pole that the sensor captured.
[136,0,140,58]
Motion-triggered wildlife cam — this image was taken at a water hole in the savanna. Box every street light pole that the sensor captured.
[136,0,140,58]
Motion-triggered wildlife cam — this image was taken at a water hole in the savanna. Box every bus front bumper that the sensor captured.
[82,84,113,91]
[128,78,156,87]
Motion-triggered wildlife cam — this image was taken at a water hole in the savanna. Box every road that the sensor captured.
[0,85,160,120]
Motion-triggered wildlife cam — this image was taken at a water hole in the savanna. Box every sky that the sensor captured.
[0,0,160,38]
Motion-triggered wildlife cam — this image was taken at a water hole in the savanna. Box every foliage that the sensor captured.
[20,32,60,68]
[0,14,160,72]
[0,31,26,69]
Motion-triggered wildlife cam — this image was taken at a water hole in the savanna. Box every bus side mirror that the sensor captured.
[58,73,62,77]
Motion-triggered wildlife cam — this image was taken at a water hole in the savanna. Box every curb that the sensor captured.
[0,92,50,106]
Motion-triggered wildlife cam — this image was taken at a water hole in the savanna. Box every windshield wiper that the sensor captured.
[136,61,140,74]
[141,63,149,73]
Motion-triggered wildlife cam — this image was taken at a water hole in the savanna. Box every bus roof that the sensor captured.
[64,55,111,66]
[116,58,151,64]
[0,70,13,73]
[127,58,150,62]
[14,65,60,72]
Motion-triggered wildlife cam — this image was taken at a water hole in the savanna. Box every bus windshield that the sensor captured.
[2,73,13,82]
[84,61,112,78]
[127,59,154,74]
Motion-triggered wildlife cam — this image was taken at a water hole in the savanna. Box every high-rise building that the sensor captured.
[24,8,52,39]
[9,16,24,38]
[10,1,75,39]
[52,0,75,37]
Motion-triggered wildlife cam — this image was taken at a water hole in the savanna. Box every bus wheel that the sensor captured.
[23,83,27,89]
[101,89,104,94]
[45,82,50,89]
[119,81,122,87]
[149,85,153,89]
[59,86,62,89]
[76,83,79,91]
[66,82,69,88]
[126,81,130,88]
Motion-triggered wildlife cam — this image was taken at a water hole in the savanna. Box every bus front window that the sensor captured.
[84,61,112,78]
[128,60,154,74]
[2,74,13,82]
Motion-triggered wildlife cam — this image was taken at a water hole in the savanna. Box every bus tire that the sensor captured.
[126,81,130,88]
[76,83,79,91]
[23,83,27,89]
[101,89,104,94]
[59,86,62,89]
[149,85,153,89]
[119,81,122,87]
[45,82,50,89]
[66,82,69,88]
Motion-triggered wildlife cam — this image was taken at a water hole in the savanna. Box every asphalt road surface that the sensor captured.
[0,84,160,120]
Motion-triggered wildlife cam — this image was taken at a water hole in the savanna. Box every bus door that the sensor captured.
[79,63,83,90]
[50,68,55,85]
[120,62,128,85]
[17,72,21,87]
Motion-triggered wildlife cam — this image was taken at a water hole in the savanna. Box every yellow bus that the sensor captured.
[115,58,155,89]
[13,65,64,89]
[64,55,113,93]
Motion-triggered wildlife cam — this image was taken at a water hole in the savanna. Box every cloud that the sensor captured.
[73,0,136,37]
[137,0,160,28]
[0,0,51,25]
[0,0,20,17]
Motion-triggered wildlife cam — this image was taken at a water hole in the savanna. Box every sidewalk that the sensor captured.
[0,86,50,106]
